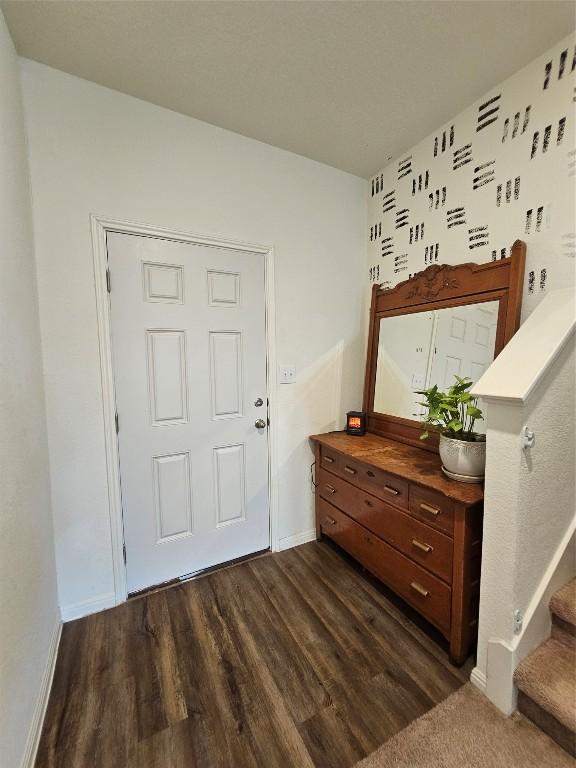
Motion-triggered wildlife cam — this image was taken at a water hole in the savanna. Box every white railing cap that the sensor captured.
[472,289,575,405]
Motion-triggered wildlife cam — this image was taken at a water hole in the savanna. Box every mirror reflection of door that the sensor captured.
[428,303,498,388]
[427,302,497,431]
[374,299,499,424]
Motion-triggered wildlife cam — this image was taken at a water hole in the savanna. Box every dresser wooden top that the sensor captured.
[310,431,483,505]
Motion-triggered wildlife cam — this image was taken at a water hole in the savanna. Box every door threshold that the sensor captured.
[128,548,271,600]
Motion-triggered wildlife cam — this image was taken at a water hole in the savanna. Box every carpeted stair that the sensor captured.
[352,580,575,767]
[353,683,574,768]
[514,577,576,757]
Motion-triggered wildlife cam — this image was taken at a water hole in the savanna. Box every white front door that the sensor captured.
[107,233,269,593]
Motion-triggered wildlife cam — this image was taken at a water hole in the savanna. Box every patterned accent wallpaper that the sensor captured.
[368,34,575,321]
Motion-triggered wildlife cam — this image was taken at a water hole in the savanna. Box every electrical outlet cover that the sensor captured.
[279,365,296,384]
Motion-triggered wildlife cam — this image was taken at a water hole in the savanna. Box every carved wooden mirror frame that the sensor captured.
[363,239,526,452]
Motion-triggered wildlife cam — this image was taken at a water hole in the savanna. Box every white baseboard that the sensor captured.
[60,591,116,622]
[20,618,62,768]
[470,666,487,693]
[278,528,317,551]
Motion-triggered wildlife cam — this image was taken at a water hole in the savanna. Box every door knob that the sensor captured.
[254,398,264,407]
[254,419,267,429]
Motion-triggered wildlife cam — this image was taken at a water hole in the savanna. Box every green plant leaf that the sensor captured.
[441,403,459,413]
[417,375,482,433]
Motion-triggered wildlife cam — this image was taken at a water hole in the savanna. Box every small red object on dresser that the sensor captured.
[346,411,366,436]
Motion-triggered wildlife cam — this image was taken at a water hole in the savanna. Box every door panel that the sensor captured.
[213,443,246,526]
[146,330,189,424]
[143,262,184,303]
[209,331,243,419]
[108,233,269,593]
[152,451,193,541]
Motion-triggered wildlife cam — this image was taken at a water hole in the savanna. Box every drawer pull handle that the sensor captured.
[364,499,374,507]
[324,484,336,494]
[366,470,376,477]
[410,581,430,598]
[412,539,433,553]
[324,456,335,464]
[420,502,441,516]
[324,516,337,526]
[344,465,357,475]
[384,485,400,496]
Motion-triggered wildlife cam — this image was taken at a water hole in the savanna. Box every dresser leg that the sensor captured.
[449,502,475,666]
[449,640,468,667]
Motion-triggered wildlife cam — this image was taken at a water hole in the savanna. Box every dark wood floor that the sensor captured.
[36,541,471,768]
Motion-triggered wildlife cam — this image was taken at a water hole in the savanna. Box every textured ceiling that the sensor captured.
[2,1,574,177]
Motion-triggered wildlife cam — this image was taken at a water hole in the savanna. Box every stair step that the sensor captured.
[550,578,576,630]
[553,615,576,647]
[515,636,576,756]
[518,691,576,758]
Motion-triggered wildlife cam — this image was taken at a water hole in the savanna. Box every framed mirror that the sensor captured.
[373,299,499,429]
[363,240,526,451]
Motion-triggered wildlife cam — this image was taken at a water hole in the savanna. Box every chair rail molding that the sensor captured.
[90,214,279,608]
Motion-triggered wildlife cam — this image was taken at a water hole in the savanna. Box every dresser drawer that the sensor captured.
[319,499,451,635]
[317,498,365,561]
[409,485,454,536]
[320,449,408,510]
[318,468,453,583]
[361,527,452,635]
[319,446,341,472]
[319,468,394,525]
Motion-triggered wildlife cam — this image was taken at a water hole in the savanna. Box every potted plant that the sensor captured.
[416,375,486,482]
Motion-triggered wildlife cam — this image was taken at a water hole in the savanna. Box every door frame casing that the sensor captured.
[90,213,279,605]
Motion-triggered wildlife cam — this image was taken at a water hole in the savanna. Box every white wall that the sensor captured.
[0,13,60,768]
[480,337,575,641]
[471,290,575,711]
[368,34,575,317]
[19,60,367,615]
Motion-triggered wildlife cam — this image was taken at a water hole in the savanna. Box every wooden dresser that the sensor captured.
[310,431,483,665]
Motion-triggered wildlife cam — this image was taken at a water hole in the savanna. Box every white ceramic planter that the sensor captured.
[439,433,486,481]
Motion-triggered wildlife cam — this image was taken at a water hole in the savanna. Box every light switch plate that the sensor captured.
[279,365,296,384]
[412,374,426,390]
